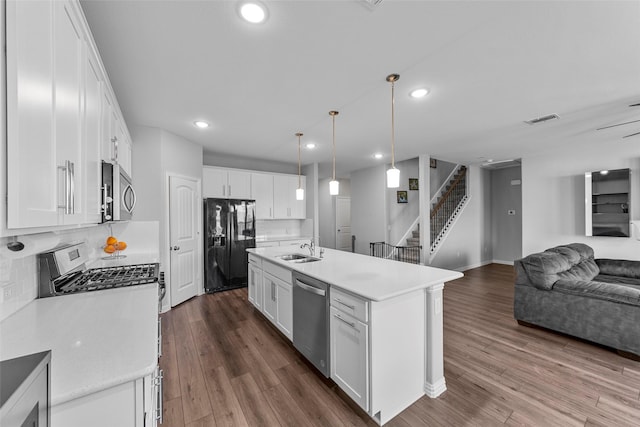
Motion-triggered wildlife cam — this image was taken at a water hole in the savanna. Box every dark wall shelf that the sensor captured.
[586,168,630,237]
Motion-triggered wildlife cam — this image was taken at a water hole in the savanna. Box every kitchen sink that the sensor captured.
[277,254,308,261]
[294,257,321,263]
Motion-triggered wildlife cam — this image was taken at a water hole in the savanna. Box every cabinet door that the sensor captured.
[101,91,116,162]
[251,173,274,219]
[262,274,277,323]
[6,0,58,228]
[118,129,132,178]
[248,264,263,310]
[227,170,251,199]
[273,175,291,218]
[330,306,369,411]
[55,0,85,225]
[202,167,227,198]
[83,49,102,224]
[276,279,293,340]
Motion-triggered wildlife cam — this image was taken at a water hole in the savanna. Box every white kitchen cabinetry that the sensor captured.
[251,259,293,341]
[251,172,274,219]
[273,175,306,219]
[262,273,278,323]
[203,167,251,199]
[4,0,132,231]
[52,367,162,427]
[101,92,133,177]
[330,290,369,412]
[248,254,263,310]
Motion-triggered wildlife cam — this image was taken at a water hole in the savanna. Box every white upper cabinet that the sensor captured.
[251,172,274,219]
[6,0,58,228]
[4,0,132,232]
[273,175,306,219]
[202,167,251,199]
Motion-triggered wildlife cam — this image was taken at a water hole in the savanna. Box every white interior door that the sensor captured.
[336,196,352,252]
[169,175,200,307]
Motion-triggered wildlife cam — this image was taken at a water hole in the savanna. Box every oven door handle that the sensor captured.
[295,280,326,297]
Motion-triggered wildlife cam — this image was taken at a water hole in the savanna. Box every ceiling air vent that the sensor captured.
[363,0,384,7]
[524,114,560,125]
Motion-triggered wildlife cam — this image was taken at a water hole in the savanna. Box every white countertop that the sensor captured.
[0,284,159,406]
[248,246,463,301]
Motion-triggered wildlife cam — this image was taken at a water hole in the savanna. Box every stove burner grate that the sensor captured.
[54,263,159,294]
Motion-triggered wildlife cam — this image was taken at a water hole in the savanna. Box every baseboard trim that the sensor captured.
[424,378,447,398]
[456,260,493,272]
[492,259,515,266]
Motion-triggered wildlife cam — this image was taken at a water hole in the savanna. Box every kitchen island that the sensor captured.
[247,246,463,425]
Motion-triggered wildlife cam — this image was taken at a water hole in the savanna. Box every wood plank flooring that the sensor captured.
[159,264,640,426]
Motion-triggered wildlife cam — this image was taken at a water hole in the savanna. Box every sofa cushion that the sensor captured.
[518,243,599,290]
[519,251,572,290]
[595,274,640,287]
[596,259,640,279]
[554,279,640,307]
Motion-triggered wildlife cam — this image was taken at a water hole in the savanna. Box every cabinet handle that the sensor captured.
[69,161,75,214]
[58,160,74,214]
[270,207,272,217]
[222,184,226,196]
[111,136,118,162]
[334,298,356,310]
[158,317,162,358]
[155,369,164,423]
[334,313,358,330]
[228,184,231,196]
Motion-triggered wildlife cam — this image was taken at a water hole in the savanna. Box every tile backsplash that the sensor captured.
[0,221,159,321]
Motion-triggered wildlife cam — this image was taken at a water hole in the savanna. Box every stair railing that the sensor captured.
[370,242,422,265]
[430,166,467,247]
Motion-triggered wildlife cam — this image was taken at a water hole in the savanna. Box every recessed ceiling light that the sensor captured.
[194,121,209,129]
[600,170,609,175]
[373,153,383,159]
[305,143,316,149]
[239,2,267,23]
[409,88,429,98]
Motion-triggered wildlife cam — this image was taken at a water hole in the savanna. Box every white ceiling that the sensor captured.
[80,0,640,178]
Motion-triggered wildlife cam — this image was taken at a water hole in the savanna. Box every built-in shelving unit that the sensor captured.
[585,168,630,237]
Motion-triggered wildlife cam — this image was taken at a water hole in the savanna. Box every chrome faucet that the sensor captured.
[301,239,315,256]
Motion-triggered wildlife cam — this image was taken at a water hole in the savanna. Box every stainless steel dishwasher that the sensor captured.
[292,271,330,377]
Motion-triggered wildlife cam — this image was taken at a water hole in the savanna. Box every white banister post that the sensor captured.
[424,283,446,397]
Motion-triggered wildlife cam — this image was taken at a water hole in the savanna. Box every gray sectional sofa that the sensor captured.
[514,243,640,359]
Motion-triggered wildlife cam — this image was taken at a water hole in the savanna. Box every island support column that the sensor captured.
[424,283,446,397]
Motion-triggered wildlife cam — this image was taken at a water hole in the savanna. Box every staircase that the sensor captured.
[430,165,469,256]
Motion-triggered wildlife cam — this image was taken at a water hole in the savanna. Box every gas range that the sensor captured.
[38,242,160,298]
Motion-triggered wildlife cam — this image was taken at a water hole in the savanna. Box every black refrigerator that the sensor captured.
[204,198,256,293]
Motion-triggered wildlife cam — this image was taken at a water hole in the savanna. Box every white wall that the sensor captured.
[318,178,351,248]
[522,139,640,259]
[132,126,203,310]
[387,158,419,245]
[351,166,386,255]
[430,158,457,199]
[430,165,492,270]
[491,166,522,263]
[203,152,297,174]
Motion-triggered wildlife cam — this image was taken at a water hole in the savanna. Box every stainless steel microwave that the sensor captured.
[101,161,136,222]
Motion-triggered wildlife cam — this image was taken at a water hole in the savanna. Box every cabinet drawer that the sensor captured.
[248,253,261,267]
[263,260,292,283]
[330,287,369,323]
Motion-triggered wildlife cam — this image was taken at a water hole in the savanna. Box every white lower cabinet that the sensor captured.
[262,273,277,323]
[51,367,162,427]
[248,262,263,310]
[275,278,293,339]
[330,307,369,412]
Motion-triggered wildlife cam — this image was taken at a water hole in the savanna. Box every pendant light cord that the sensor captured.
[390,78,396,169]
[329,111,339,181]
[297,133,302,188]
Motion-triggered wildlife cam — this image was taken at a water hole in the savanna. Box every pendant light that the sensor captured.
[329,111,340,195]
[386,73,400,188]
[295,132,304,200]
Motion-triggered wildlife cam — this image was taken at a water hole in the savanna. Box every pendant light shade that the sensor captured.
[329,111,340,196]
[386,73,400,188]
[295,132,304,201]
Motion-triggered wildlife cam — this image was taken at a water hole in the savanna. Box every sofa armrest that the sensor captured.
[595,258,640,279]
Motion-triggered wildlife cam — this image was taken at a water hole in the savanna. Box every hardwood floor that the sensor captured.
[159,264,640,426]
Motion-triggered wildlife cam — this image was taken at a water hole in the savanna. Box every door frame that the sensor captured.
[164,172,203,311]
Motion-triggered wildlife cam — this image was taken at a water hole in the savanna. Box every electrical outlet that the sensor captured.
[0,282,17,303]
